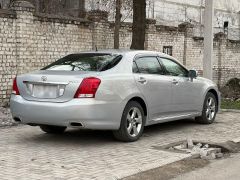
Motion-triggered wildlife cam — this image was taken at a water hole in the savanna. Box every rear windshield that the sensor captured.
[42,53,122,72]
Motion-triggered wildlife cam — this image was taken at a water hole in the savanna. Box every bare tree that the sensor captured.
[90,0,132,21]
[130,0,146,50]
[91,0,132,49]
[114,0,122,49]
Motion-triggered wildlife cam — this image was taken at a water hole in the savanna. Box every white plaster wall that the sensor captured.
[85,0,240,31]
[153,0,240,26]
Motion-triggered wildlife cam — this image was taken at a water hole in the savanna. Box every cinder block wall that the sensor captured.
[0,0,239,106]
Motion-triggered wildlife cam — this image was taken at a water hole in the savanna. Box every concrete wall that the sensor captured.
[0,1,240,106]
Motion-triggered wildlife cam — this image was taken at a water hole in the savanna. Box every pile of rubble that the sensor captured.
[0,107,18,127]
[169,138,224,160]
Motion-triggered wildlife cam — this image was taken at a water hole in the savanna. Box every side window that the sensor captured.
[160,58,188,77]
[132,61,139,73]
[134,57,164,75]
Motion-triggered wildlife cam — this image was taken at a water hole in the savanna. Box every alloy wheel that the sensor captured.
[126,107,143,137]
[206,97,216,121]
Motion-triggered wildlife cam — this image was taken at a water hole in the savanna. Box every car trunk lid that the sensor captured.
[17,70,100,103]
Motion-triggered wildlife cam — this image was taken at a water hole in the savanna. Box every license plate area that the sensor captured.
[25,83,66,99]
[33,84,58,99]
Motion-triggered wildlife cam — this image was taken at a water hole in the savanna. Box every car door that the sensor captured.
[133,55,173,121]
[159,57,201,114]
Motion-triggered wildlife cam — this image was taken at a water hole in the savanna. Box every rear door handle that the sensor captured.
[172,79,179,85]
[138,77,147,84]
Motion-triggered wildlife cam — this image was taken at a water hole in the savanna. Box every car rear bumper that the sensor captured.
[10,95,123,130]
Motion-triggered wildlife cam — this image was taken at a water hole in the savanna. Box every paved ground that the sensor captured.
[172,153,240,180]
[0,112,240,180]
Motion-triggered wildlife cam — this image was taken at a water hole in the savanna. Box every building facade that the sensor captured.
[86,0,240,40]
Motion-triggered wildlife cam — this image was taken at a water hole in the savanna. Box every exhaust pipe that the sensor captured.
[70,122,83,127]
[13,117,21,123]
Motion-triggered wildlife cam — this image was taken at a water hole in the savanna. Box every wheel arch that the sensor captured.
[127,96,148,117]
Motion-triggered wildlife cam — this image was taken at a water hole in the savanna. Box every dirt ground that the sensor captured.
[124,142,240,180]
[123,158,210,180]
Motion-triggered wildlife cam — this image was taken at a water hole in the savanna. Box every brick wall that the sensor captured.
[0,0,239,106]
[0,9,17,104]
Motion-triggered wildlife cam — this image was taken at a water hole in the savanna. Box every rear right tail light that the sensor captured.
[74,77,101,98]
[12,77,20,95]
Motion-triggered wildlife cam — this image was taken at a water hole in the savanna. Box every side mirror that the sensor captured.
[189,70,198,81]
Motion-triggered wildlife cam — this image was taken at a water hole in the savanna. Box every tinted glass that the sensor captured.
[42,54,122,72]
[134,57,164,75]
[160,58,188,77]
[132,61,139,73]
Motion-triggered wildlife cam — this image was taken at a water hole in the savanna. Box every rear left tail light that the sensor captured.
[12,77,20,95]
[74,77,101,98]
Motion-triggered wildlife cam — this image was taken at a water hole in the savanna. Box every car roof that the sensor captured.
[78,49,174,58]
[77,49,181,65]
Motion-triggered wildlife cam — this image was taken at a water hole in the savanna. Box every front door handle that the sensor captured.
[172,79,179,85]
[138,77,147,84]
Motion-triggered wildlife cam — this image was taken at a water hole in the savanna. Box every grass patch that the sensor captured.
[221,100,240,110]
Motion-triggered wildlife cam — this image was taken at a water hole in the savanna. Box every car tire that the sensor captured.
[40,125,67,134]
[113,101,146,142]
[196,92,217,124]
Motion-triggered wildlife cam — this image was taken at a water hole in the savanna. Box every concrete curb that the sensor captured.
[220,109,240,113]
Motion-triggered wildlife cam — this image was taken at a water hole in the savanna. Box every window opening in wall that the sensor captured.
[223,21,229,37]
[163,46,173,56]
[224,21,229,29]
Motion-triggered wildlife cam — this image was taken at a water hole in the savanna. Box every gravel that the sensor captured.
[0,107,18,127]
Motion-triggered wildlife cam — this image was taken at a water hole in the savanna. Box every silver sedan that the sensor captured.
[10,50,220,142]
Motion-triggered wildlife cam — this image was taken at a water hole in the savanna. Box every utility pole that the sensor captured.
[203,0,214,80]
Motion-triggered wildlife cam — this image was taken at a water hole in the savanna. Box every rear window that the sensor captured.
[42,53,122,72]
